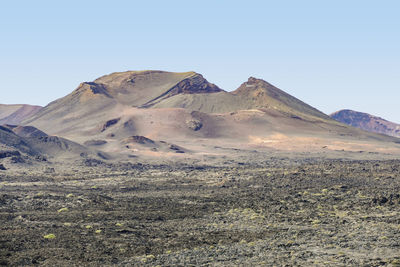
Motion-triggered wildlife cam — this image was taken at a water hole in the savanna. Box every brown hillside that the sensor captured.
[21,70,400,158]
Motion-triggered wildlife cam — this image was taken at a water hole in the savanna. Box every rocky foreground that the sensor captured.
[1,159,400,266]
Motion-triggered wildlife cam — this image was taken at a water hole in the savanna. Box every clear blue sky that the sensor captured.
[1,1,399,122]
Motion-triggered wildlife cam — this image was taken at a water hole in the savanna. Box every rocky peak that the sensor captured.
[246,77,272,86]
[139,72,224,108]
[233,77,278,97]
[72,82,111,99]
[170,73,223,95]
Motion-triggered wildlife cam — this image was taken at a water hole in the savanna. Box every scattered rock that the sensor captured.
[186,119,203,131]
[0,164,6,170]
[84,140,107,146]
[169,144,185,153]
[10,156,25,164]
[0,150,21,159]
[35,155,47,161]
[123,136,154,145]
[101,118,120,132]
[83,158,105,167]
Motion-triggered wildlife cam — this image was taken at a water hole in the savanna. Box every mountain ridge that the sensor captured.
[330,109,400,138]
[21,70,334,138]
[9,70,399,159]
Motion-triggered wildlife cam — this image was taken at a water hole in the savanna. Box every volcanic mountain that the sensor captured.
[21,70,400,158]
[331,109,400,138]
[0,104,42,125]
[23,71,220,134]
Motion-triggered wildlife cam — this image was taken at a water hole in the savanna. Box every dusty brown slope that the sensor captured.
[22,71,222,135]
[0,125,35,155]
[0,125,91,166]
[331,109,400,138]
[0,104,42,125]
[152,77,330,120]
[22,70,400,158]
[232,77,330,120]
[2,125,48,138]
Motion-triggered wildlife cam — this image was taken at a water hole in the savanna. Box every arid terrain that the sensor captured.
[1,157,400,266]
[1,70,400,266]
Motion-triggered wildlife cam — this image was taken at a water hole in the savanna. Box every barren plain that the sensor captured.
[1,157,400,266]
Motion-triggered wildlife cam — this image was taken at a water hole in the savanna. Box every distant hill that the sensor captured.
[2,125,48,138]
[0,124,92,169]
[0,104,42,125]
[330,109,400,138]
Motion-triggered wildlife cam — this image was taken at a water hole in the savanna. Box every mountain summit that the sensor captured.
[65,71,219,105]
[18,70,400,158]
[23,71,330,136]
[232,77,329,119]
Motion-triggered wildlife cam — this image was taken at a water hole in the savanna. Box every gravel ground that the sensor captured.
[1,159,400,266]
